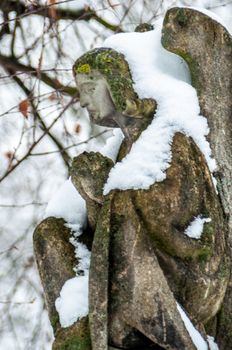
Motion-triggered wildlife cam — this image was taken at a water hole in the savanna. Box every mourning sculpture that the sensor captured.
[33,7,232,350]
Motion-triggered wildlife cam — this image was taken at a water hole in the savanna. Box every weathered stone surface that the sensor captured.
[162,6,232,243]
[33,217,76,330]
[162,8,232,347]
[108,186,197,350]
[215,278,232,348]
[88,199,198,350]
[103,133,228,349]
[88,197,112,350]
[130,133,229,324]
[135,23,154,32]
[83,132,228,349]
[34,217,93,349]
[71,151,114,230]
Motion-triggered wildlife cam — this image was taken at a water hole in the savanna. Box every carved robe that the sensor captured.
[71,132,229,350]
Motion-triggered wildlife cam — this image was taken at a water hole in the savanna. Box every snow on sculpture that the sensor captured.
[33,7,232,350]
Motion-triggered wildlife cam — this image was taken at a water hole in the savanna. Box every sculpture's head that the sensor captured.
[73,48,156,128]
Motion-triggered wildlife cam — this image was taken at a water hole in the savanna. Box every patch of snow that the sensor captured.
[70,238,91,275]
[100,128,124,162]
[45,178,87,227]
[55,233,90,328]
[55,231,91,328]
[208,335,219,350]
[176,303,208,350]
[184,216,211,239]
[45,178,90,328]
[103,19,216,194]
[55,275,89,328]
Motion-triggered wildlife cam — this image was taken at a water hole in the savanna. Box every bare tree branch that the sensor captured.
[0,97,75,183]
[0,53,78,96]
[0,202,46,208]
[30,129,112,156]
[0,0,123,32]
[12,73,72,168]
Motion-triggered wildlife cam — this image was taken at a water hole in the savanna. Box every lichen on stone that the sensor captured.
[77,64,91,74]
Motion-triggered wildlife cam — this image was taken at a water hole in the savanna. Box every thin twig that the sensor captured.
[30,129,112,156]
[0,0,122,32]
[0,202,46,208]
[207,1,232,9]
[0,298,36,305]
[0,97,75,183]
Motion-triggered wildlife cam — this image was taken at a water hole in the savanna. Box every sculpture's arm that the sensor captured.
[71,151,114,230]
[162,7,232,228]
[133,132,226,260]
[131,133,229,328]
[33,217,92,350]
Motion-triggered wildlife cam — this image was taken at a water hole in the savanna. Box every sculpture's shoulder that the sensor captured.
[166,132,213,188]
[134,131,221,219]
[137,131,215,200]
[116,131,215,201]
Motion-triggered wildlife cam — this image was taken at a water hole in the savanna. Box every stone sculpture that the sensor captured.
[33,7,232,350]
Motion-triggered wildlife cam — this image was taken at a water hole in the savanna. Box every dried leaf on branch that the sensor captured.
[19,99,29,118]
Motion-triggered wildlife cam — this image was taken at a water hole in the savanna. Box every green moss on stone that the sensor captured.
[53,317,91,350]
[198,247,212,263]
[218,255,230,279]
[174,50,201,90]
[176,8,188,27]
[218,307,232,338]
[56,335,91,350]
[201,222,214,245]
[51,314,60,331]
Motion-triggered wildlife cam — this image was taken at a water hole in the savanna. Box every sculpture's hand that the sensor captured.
[71,151,113,204]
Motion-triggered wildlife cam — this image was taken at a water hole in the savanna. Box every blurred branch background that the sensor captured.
[0,0,231,349]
